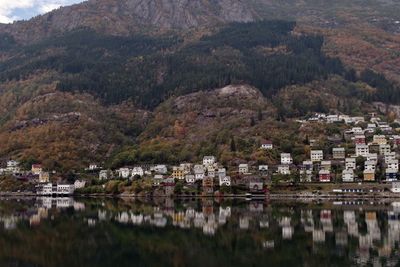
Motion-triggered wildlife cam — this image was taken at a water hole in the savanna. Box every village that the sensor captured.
[3,112,400,196]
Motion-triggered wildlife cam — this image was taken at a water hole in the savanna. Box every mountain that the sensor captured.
[0,0,400,171]
[0,0,257,44]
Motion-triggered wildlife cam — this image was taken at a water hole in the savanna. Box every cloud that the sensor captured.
[0,0,83,24]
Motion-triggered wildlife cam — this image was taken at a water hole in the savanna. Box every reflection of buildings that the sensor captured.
[5,198,400,266]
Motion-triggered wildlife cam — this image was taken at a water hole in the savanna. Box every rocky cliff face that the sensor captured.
[0,0,257,43]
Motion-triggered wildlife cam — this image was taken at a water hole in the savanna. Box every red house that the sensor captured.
[354,135,366,145]
[319,170,331,182]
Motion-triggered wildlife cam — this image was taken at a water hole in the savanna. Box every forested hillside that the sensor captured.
[0,0,400,171]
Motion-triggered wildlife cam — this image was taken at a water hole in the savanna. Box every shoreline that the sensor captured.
[3,191,400,200]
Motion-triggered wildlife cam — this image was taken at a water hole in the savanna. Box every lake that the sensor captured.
[0,197,398,267]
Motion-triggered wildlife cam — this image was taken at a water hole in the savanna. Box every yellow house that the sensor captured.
[363,170,375,181]
[39,172,50,183]
[32,164,43,175]
[172,167,185,180]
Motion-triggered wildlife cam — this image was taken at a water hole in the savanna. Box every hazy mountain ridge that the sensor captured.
[0,0,257,44]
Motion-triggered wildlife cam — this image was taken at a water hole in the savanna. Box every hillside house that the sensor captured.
[39,172,50,183]
[311,150,323,162]
[195,170,205,181]
[326,115,340,123]
[172,167,185,180]
[154,165,168,174]
[281,153,293,165]
[219,176,231,187]
[373,135,387,145]
[380,144,391,155]
[239,164,249,174]
[179,163,192,174]
[277,165,290,175]
[185,174,195,184]
[351,127,364,135]
[132,167,144,177]
[260,140,273,150]
[319,170,331,182]
[203,156,216,167]
[345,158,356,170]
[31,164,43,175]
[342,169,354,182]
[354,135,366,145]
[363,170,375,181]
[320,161,332,171]
[207,166,216,178]
[99,170,109,180]
[153,175,164,186]
[364,160,376,171]
[385,152,397,162]
[333,148,346,159]
[386,160,399,171]
[6,160,20,173]
[356,145,369,157]
[367,153,378,163]
[118,168,131,179]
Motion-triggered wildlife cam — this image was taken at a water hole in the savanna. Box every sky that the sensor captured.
[0,0,84,24]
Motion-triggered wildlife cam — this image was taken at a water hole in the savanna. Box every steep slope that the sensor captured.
[0,0,257,44]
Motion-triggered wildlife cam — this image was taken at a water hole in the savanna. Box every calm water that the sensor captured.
[0,198,399,267]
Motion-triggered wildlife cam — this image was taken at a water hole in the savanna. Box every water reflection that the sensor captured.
[1,198,400,266]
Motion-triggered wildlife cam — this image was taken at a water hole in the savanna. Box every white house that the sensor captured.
[259,165,268,172]
[88,163,99,170]
[277,165,290,175]
[332,148,345,159]
[380,144,391,155]
[6,160,19,173]
[311,150,323,162]
[207,166,216,178]
[260,140,273,150]
[281,153,293,165]
[364,160,376,171]
[74,180,86,189]
[154,165,168,174]
[185,174,195,184]
[118,168,131,179]
[345,158,356,170]
[366,153,378,163]
[355,145,369,157]
[342,169,354,182]
[326,115,340,123]
[57,184,75,195]
[385,152,397,162]
[387,160,399,171]
[203,156,216,166]
[99,170,109,180]
[219,176,231,187]
[131,167,144,177]
[195,169,205,181]
[239,164,249,174]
